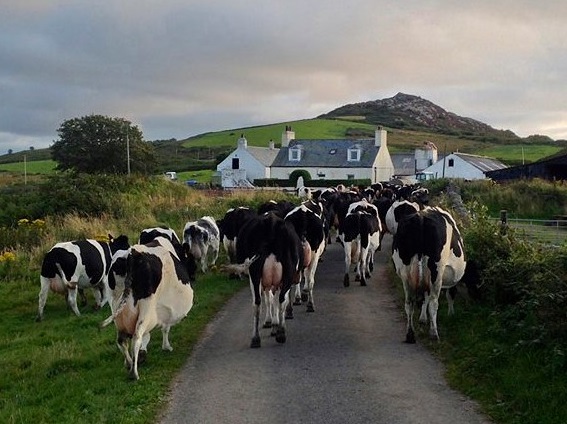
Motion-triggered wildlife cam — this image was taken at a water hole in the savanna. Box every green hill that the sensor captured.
[0,118,565,176]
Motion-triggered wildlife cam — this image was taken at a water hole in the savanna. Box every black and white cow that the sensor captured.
[139,226,181,246]
[392,206,466,343]
[101,241,196,380]
[217,207,257,264]
[339,205,382,287]
[257,199,296,218]
[284,204,326,313]
[236,213,303,348]
[37,234,130,321]
[384,200,420,235]
[182,216,220,273]
[107,229,196,363]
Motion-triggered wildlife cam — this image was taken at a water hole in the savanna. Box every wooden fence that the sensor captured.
[489,212,567,246]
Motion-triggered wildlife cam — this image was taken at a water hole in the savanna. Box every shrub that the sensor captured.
[289,169,312,187]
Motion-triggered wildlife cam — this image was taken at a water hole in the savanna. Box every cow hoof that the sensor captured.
[405,330,416,344]
[306,303,315,313]
[35,315,43,322]
[360,279,367,287]
[138,350,148,364]
[293,297,302,306]
[263,321,272,328]
[355,274,361,282]
[275,328,286,344]
[429,330,440,342]
[285,310,294,320]
[343,275,350,287]
[250,336,261,348]
[301,292,308,302]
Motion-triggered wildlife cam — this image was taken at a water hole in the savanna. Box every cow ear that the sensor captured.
[108,233,114,242]
[203,232,209,243]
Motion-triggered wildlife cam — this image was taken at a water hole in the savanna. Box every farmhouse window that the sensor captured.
[448,158,454,167]
[232,158,239,169]
[289,145,302,161]
[347,147,361,162]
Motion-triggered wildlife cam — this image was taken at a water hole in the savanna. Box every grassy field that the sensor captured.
[0,267,247,424]
[0,160,56,174]
[181,118,377,148]
[476,144,562,163]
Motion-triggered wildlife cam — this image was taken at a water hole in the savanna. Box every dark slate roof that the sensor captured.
[271,139,379,168]
[391,153,415,176]
[454,153,507,172]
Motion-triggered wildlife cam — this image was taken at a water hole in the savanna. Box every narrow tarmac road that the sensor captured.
[158,237,491,424]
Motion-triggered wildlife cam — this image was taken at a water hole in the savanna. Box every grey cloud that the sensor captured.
[1,1,567,152]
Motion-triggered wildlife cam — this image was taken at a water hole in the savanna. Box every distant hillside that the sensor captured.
[318,92,520,142]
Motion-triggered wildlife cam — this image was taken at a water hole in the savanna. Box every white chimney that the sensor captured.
[375,126,387,147]
[237,133,247,149]
[268,139,275,150]
[374,127,395,182]
[281,125,295,147]
[415,141,438,171]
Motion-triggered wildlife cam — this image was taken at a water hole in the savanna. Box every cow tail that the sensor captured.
[416,213,430,297]
[55,263,75,289]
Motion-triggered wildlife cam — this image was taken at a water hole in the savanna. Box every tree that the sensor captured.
[51,114,156,174]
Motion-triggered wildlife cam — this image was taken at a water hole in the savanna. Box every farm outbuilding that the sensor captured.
[418,152,507,180]
[486,150,567,181]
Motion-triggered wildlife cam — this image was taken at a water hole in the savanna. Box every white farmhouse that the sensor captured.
[270,127,395,184]
[215,134,280,188]
[417,152,507,180]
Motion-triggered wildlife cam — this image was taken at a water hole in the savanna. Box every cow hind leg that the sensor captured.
[419,292,430,323]
[37,277,51,321]
[404,287,417,344]
[79,288,88,307]
[161,325,173,351]
[293,283,302,306]
[262,291,273,327]
[275,291,287,344]
[447,287,457,316]
[130,334,143,380]
[251,303,261,348]
[427,292,441,341]
[66,285,81,317]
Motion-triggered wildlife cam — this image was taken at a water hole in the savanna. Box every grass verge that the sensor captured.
[0,270,247,424]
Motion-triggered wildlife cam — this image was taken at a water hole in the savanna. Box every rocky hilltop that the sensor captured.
[318,92,518,140]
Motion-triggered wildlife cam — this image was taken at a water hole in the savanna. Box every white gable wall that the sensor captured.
[419,154,486,180]
[216,145,269,187]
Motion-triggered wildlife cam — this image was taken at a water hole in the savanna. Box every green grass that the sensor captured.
[175,169,214,183]
[0,270,247,424]
[477,144,562,163]
[431,303,567,424]
[181,118,377,148]
[0,160,57,175]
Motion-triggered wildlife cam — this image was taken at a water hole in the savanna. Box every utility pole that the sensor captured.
[24,154,27,185]
[126,123,131,175]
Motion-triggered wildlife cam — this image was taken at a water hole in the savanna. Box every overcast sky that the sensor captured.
[1,1,566,153]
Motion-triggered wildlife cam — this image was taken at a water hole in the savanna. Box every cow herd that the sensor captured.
[36,182,478,380]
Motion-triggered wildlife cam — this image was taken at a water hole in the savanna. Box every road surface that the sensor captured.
[158,237,491,424]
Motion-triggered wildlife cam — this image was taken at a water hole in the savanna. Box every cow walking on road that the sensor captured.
[392,206,466,343]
